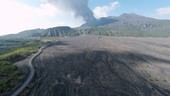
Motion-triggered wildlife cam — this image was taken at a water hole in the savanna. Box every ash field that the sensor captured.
[22,36,170,96]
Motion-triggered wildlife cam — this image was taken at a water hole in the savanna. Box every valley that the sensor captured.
[1,0,170,96]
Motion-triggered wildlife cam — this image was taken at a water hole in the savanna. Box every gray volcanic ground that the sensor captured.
[30,36,170,96]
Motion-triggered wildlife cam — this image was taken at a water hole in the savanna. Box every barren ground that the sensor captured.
[30,36,170,96]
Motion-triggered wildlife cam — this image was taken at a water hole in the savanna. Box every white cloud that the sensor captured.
[156,7,170,15]
[93,1,119,19]
[0,0,84,36]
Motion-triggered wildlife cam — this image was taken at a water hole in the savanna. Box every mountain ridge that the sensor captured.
[1,13,170,38]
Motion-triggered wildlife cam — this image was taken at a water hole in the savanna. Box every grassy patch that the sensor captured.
[0,38,43,94]
[0,39,42,54]
[0,46,39,93]
[0,61,23,93]
[0,46,38,62]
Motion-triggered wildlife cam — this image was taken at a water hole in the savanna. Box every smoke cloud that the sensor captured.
[45,0,96,22]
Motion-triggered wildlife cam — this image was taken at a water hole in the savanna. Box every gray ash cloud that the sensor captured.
[46,0,96,22]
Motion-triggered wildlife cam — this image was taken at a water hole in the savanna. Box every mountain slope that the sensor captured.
[1,13,170,38]
[1,26,79,39]
[1,29,44,39]
[81,13,170,37]
[42,26,79,37]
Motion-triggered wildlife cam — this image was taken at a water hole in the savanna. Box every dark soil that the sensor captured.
[30,36,170,96]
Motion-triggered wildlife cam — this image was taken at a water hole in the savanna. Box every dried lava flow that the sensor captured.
[31,36,170,96]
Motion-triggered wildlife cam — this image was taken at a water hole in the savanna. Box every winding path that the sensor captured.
[11,46,45,96]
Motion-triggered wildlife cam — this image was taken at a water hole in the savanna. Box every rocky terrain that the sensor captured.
[26,36,170,96]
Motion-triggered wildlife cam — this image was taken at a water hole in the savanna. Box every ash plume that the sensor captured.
[46,0,96,22]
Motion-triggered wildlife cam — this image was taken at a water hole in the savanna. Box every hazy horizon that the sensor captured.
[0,0,170,36]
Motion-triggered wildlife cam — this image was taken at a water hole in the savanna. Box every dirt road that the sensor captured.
[11,46,45,96]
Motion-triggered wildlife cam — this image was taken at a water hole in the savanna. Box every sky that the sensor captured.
[0,0,170,36]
